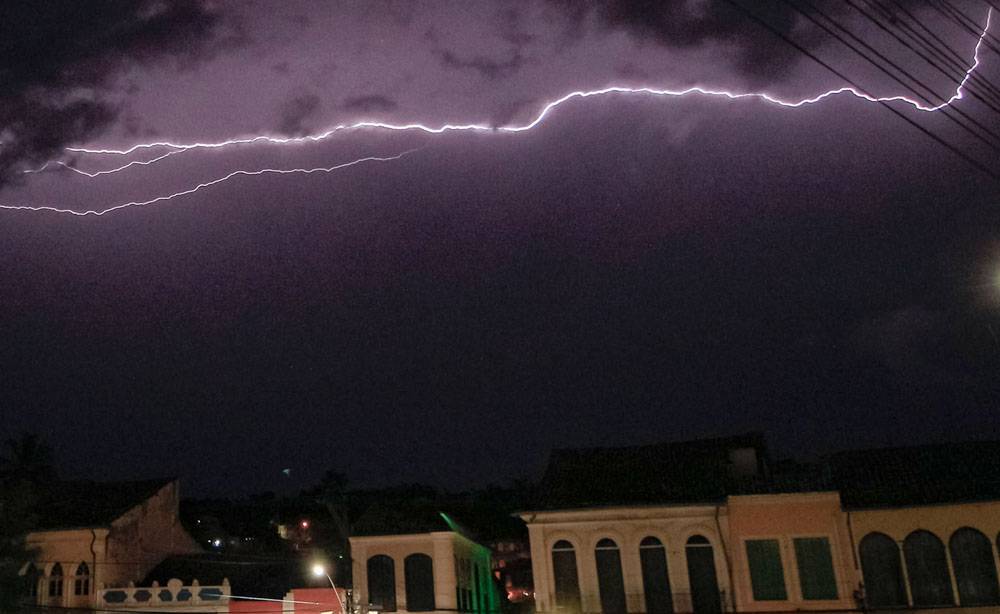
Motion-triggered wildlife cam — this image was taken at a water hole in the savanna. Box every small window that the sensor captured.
[74,562,90,596]
[404,553,435,612]
[904,530,954,607]
[745,540,787,601]
[48,563,64,598]
[367,555,396,612]
[552,540,581,611]
[595,539,626,614]
[23,563,40,598]
[793,538,838,600]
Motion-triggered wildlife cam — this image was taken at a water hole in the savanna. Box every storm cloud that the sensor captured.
[0,0,231,186]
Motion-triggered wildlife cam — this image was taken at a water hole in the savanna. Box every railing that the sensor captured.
[98,578,231,609]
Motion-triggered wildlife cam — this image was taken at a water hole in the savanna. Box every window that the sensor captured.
[745,539,787,601]
[367,555,396,612]
[950,528,1000,606]
[595,539,626,614]
[859,533,906,608]
[74,562,90,596]
[903,530,954,607]
[551,540,581,611]
[685,536,722,614]
[639,537,673,614]
[404,553,435,612]
[48,563,63,598]
[793,538,838,600]
[23,563,40,599]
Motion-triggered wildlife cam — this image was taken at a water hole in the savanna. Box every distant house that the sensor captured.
[349,504,501,614]
[20,478,200,609]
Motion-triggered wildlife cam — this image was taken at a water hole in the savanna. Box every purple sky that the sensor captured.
[1,0,998,496]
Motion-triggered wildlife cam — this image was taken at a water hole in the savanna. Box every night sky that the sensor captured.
[1,0,999,497]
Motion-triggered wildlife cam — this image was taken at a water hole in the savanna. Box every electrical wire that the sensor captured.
[718,0,1000,181]
[783,0,1000,153]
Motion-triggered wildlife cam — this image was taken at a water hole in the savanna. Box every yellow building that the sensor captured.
[831,442,1000,612]
[521,434,767,614]
[522,436,1000,614]
[21,478,200,609]
[349,508,499,614]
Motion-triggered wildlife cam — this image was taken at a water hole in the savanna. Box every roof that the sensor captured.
[534,433,768,509]
[829,440,1000,509]
[32,478,175,530]
[141,553,313,600]
[352,502,461,537]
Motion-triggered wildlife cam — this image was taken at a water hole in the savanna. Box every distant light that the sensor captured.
[312,564,326,577]
[212,539,222,547]
[301,520,310,529]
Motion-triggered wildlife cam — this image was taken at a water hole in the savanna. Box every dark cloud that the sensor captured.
[341,95,399,113]
[546,0,822,82]
[0,0,229,187]
[277,93,322,136]
[438,50,525,80]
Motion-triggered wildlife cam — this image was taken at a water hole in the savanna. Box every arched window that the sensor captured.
[859,533,907,607]
[367,555,396,612]
[640,537,674,614]
[404,553,435,612]
[23,563,40,599]
[950,528,1000,606]
[551,540,581,611]
[685,536,721,614]
[904,530,953,607]
[48,563,63,598]
[595,539,626,614]
[74,562,90,596]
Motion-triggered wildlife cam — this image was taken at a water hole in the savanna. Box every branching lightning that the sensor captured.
[2,7,992,217]
[0,150,419,216]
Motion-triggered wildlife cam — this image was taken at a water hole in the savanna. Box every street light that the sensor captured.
[312,564,347,614]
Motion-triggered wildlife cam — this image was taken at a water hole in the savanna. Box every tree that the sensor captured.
[0,434,54,613]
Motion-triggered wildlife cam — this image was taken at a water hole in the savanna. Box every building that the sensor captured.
[520,434,767,614]
[832,442,1000,611]
[20,478,201,609]
[349,505,501,614]
[521,435,1000,614]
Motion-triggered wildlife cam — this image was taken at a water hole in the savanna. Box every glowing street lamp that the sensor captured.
[312,564,347,613]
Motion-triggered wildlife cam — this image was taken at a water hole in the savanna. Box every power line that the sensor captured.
[784,0,1000,153]
[845,0,1000,119]
[868,0,1000,109]
[929,0,1000,53]
[718,0,999,181]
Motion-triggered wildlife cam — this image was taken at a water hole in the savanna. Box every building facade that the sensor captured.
[521,436,1000,613]
[521,505,732,614]
[350,530,500,614]
[21,478,201,608]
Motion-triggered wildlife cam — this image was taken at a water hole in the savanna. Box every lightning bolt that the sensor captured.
[0,150,419,216]
[2,8,992,216]
[61,6,992,162]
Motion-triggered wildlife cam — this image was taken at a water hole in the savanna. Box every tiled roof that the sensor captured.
[534,433,768,509]
[32,478,174,530]
[829,440,1000,509]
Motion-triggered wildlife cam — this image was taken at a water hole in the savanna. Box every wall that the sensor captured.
[726,493,858,612]
[107,480,201,586]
